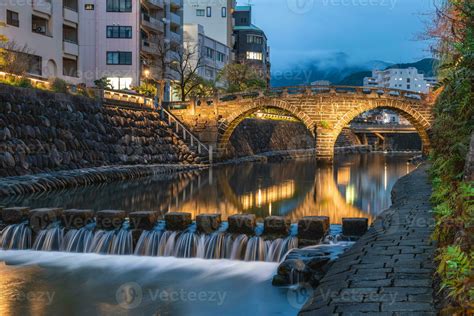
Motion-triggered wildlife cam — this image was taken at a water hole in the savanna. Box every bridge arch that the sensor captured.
[217,98,317,156]
[321,99,432,160]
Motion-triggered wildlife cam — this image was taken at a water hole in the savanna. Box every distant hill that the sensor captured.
[337,71,372,86]
[271,56,438,87]
[385,58,439,77]
[336,58,439,86]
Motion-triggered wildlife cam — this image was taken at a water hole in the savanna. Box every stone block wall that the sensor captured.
[0,84,199,177]
[228,118,315,157]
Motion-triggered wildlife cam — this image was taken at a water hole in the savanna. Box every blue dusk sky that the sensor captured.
[240,0,439,71]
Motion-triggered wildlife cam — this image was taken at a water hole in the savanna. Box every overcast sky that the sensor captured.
[240,0,438,71]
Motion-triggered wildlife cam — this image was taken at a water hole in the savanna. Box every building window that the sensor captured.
[32,15,50,36]
[28,55,42,76]
[107,51,132,65]
[63,25,78,43]
[205,68,214,78]
[247,35,263,44]
[206,7,211,17]
[108,77,132,90]
[196,9,205,16]
[221,7,227,17]
[63,58,78,77]
[107,26,132,38]
[106,0,132,12]
[6,10,19,27]
[240,18,247,24]
[217,52,225,62]
[206,47,214,60]
[246,51,263,61]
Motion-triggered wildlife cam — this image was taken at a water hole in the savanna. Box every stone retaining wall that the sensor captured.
[0,84,200,177]
[228,118,315,157]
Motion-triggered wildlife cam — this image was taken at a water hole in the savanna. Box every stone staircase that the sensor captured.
[100,90,213,164]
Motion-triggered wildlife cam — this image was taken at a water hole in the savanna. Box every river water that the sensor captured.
[0,153,416,224]
[0,153,416,315]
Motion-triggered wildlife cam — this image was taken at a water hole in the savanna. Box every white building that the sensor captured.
[183,0,235,48]
[0,0,82,84]
[80,0,183,90]
[0,0,184,92]
[363,67,437,93]
[184,24,230,83]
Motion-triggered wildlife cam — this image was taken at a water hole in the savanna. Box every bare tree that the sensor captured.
[172,38,204,101]
[0,41,35,75]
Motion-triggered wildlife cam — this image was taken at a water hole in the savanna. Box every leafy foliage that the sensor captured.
[428,0,474,312]
[94,77,112,90]
[49,78,68,93]
[218,62,267,93]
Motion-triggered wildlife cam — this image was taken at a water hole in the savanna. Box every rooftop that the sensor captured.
[235,5,251,12]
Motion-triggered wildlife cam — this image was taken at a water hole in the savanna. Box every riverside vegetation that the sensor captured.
[428,0,473,314]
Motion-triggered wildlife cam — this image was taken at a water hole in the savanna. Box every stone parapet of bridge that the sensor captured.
[167,86,434,162]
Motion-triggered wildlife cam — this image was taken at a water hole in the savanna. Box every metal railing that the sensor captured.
[156,98,213,164]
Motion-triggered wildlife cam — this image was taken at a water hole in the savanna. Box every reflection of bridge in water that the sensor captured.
[1,155,415,224]
[167,154,415,224]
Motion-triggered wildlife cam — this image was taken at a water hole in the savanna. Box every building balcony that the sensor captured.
[169,12,181,26]
[33,0,52,15]
[63,7,79,23]
[141,40,158,55]
[141,14,164,33]
[63,41,79,56]
[170,0,183,9]
[169,31,181,45]
[142,0,164,9]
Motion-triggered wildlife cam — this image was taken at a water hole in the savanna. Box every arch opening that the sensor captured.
[219,105,316,158]
[329,105,431,159]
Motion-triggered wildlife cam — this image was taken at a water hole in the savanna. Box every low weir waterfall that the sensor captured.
[0,219,303,262]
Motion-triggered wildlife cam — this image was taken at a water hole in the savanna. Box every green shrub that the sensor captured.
[49,78,69,93]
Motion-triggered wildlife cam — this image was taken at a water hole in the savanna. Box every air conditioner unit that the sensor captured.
[35,26,46,33]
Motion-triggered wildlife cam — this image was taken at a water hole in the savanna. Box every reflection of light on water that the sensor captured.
[240,181,296,210]
[269,203,272,216]
[406,162,410,175]
[384,164,388,190]
[345,185,356,205]
[337,167,351,185]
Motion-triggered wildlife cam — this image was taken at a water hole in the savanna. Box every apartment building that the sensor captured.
[0,0,82,84]
[81,0,183,90]
[183,24,230,83]
[183,0,235,49]
[363,67,437,93]
[233,5,271,83]
[0,0,184,92]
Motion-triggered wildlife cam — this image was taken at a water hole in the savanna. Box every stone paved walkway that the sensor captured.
[299,165,437,315]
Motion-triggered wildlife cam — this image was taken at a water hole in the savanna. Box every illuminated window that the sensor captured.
[107,77,132,90]
[246,51,262,60]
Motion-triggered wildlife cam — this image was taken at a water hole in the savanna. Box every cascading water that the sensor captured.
[60,226,94,253]
[0,220,299,262]
[32,224,64,251]
[0,223,31,250]
[89,228,133,255]
[266,237,299,262]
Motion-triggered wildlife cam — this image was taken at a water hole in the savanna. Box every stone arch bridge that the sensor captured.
[167,86,434,162]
